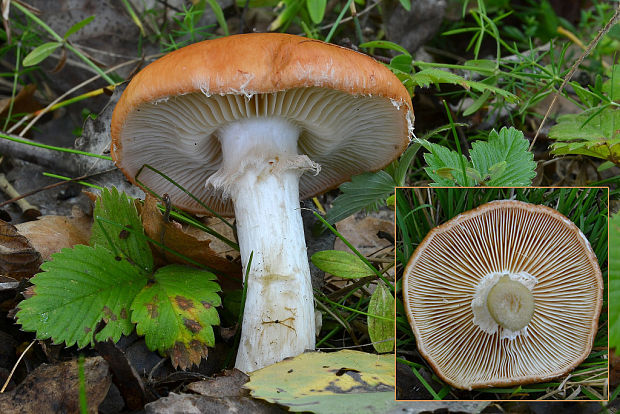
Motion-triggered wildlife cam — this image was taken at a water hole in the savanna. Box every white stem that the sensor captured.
[207,117,318,373]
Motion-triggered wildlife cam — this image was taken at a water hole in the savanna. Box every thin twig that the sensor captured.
[529,4,620,151]
[303,0,381,35]
[0,340,35,393]
[0,132,112,174]
[0,169,115,208]
[314,298,355,337]
[0,172,39,216]
[316,337,393,351]
[9,52,163,136]
[147,357,168,384]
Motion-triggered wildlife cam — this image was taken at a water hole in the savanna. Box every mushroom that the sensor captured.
[402,200,603,390]
[111,33,413,372]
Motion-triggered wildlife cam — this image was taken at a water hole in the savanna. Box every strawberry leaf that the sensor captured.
[470,127,536,186]
[17,245,148,348]
[91,187,153,273]
[131,265,221,368]
[418,127,536,186]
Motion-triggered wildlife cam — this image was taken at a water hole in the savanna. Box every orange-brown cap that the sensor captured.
[402,200,603,390]
[111,33,413,215]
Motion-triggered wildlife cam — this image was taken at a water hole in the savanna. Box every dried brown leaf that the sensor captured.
[15,209,92,262]
[0,356,111,414]
[170,340,209,370]
[1,0,10,46]
[333,213,394,257]
[140,195,241,290]
[0,84,42,120]
[0,219,41,279]
[327,213,394,293]
[187,369,249,398]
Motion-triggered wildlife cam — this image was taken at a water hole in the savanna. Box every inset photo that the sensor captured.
[395,187,608,401]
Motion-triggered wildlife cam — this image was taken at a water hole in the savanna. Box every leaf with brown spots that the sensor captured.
[91,187,153,273]
[131,264,221,369]
[246,350,396,413]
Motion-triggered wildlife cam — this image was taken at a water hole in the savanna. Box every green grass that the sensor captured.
[395,187,609,400]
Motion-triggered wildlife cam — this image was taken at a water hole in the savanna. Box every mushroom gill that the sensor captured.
[402,200,603,390]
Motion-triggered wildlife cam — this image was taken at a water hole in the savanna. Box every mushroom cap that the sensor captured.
[402,200,603,390]
[111,33,413,215]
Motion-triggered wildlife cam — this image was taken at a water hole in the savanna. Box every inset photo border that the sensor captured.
[395,187,609,401]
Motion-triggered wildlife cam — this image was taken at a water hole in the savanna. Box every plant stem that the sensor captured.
[11,1,115,85]
[3,41,20,131]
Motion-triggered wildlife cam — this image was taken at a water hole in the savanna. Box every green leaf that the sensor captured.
[465,167,484,183]
[307,0,326,24]
[91,187,153,273]
[358,40,411,56]
[410,66,517,102]
[550,107,620,142]
[610,213,620,350]
[463,59,497,74]
[469,127,537,186]
[235,0,279,5]
[23,42,62,66]
[121,0,146,36]
[206,0,230,36]
[418,127,536,187]
[436,167,457,180]
[268,0,304,31]
[549,106,620,164]
[398,0,411,11]
[368,282,394,353]
[597,161,616,172]
[64,16,94,39]
[311,250,374,279]
[410,68,468,89]
[246,350,396,413]
[390,54,413,74]
[324,171,396,225]
[221,289,243,325]
[17,245,148,348]
[417,138,474,186]
[131,265,221,365]
[394,142,421,186]
[463,88,491,117]
[467,80,518,103]
[536,0,559,40]
[488,160,507,177]
[571,81,598,108]
[603,64,620,101]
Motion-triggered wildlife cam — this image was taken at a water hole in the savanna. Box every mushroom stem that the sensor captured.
[208,117,318,373]
[486,275,535,332]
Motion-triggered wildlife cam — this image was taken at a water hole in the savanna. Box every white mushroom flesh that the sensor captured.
[209,117,318,372]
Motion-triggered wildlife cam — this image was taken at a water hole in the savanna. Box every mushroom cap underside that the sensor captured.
[111,33,413,215]
[402,200,603,390]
